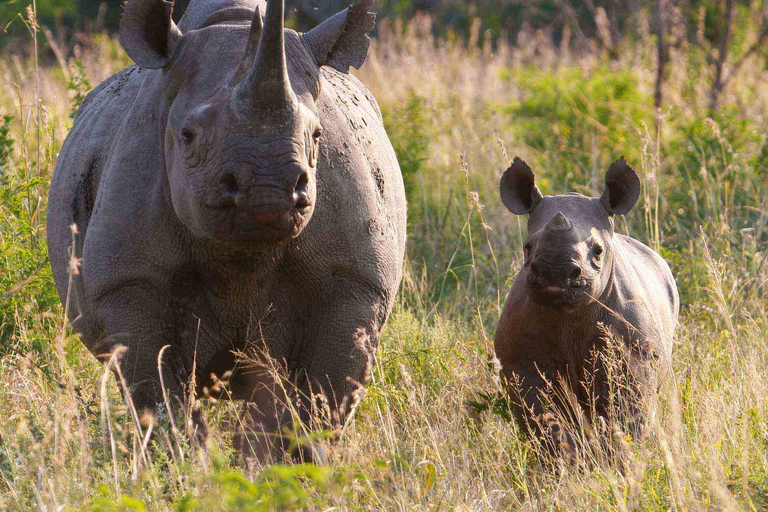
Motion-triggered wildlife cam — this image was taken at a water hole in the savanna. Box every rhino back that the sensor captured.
[605,234,679,360]
[178,0,264,31]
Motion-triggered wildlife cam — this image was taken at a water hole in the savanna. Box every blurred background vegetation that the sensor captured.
[2,0,767,58]
[4,0,768,114]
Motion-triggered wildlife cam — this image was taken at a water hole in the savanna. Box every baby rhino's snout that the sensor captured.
[531,259,582,285]
[530,256,584,296]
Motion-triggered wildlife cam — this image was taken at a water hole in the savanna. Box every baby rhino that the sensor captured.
[494,157,678,461]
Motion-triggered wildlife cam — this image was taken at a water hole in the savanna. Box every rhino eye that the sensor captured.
[181,127,195,144]
[308,129,322,168]
[523,242,532,260]
[593,245,604,260]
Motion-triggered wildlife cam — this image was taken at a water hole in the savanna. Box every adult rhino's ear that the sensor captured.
[601,157,641,215]
[300,0,376,73]
[120,0,183,69]
[500,157,543,215]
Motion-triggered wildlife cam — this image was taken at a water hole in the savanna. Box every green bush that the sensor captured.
[0,114,59,355]
[501,65,653,190]
[381,92,432,204]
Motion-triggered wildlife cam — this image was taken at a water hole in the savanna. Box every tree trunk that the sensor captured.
[710,0,736,112]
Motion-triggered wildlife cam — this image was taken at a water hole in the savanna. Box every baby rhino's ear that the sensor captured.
[500,157,543,215]
[601,157,641,215]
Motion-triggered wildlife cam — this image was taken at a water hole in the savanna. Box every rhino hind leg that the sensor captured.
[234,377,330,464]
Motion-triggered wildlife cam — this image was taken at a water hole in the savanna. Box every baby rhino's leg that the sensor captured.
[508,362,583,465]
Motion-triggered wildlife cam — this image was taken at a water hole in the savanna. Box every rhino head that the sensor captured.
[119,0,374,243]
[500,157,641,309]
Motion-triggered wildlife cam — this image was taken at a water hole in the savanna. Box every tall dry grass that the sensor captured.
[0,8,767,511]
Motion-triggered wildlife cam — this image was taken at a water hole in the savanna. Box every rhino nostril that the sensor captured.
[220,173,241,205]
[293,172,311,209]
[569,266,582,280]
[295,171,309,191]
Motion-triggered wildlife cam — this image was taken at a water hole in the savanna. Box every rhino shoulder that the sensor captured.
[291,66,405,299]
[494,281,538,362]
[74,65,144,123]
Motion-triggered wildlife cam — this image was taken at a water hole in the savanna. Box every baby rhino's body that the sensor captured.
[495,158,678,459]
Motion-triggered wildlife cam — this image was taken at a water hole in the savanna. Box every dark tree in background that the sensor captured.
[0,0,653,40]
[282,0,644,46]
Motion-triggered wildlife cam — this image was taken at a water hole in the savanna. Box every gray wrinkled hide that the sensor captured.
[494,158,678,460]
[47,0,406,459]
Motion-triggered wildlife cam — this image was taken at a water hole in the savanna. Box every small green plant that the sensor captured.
[0,116,58,351]
[0,115,11,187]
[466,390,514,423]
[79,462,342,512]
[86,485,149,512]
[68,60,92,118]
[0,115,11,162]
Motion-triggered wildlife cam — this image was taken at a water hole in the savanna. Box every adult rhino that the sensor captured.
[47,0,406,461]
[494,158,678,462]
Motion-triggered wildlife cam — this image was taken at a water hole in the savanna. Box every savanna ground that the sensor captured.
[1,5,768,511]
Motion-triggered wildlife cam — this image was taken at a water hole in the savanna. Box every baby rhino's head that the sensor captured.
[500,157,641,310]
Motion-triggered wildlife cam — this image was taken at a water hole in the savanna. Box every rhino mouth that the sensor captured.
[527,277,591,308]
[200,200,312,242]
[198,172,313,241]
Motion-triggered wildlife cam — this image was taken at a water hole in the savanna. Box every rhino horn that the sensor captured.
[234,0,295,112]
[546,212,573,232]
[229,6,263,87]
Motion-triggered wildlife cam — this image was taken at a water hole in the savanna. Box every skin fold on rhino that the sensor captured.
[47,0,407,461]
[494,157,679,463]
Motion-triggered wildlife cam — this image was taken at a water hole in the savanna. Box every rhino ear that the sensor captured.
[500,157,543,215]
[601,157,641,215]
[300,0,376,72]
[120,0,183,69]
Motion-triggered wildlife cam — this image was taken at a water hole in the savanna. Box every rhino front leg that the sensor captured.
[92,284,189,413]
[596,351,655,442]
[299,277,385,427]
[229,347,303,465]
[509,364,583,465]
[234,277,387,464]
